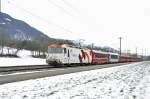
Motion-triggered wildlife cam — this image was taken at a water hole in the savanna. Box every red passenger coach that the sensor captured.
[119,55,143,62]
[119,56,130,62]
[91,50,109,64]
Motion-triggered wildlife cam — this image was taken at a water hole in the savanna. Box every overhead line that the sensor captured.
[47,0,86,23]
[61,0,79,12]
[61,0,102,29]
[61,0,86,19]
[6,0,73,33]
[47,0,75,18]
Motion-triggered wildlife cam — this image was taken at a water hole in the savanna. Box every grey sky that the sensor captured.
[2,0,150,55]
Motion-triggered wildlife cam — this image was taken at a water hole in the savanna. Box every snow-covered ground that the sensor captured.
[0,57,46,66]
[0,62,150,99]
[0,49,46,66]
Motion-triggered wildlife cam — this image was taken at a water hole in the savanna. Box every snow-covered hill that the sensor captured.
[0,12,49,41]
[0,62,150,99]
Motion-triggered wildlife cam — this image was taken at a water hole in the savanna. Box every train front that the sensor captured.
[46,44,67,65]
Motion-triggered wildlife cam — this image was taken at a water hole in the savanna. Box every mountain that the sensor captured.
[0,12,50,41]
[0,12,76,56]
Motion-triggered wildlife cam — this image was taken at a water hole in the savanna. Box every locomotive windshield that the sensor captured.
[110,55,118,59]
[48,48,63,53]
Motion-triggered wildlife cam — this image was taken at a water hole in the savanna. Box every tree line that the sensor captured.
[0,32,74,58]
[0,31,121,58]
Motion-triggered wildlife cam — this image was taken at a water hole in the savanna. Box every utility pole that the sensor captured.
[136,47,137,57]
[119,37,122,56]
[79,39,85,48]
[142,48,143,59]
[91,43,94,49]
[142,48,143,57]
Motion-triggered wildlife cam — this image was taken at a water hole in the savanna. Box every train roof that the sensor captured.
[108,52,119,55]
[92,50,109,54]
[48,44,82,49]
[120,55,142,58]
[48,44,64,48]
[92,50,120,55]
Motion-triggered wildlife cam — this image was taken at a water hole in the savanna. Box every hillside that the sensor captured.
[0,12,73,57]
[0,12,51,41]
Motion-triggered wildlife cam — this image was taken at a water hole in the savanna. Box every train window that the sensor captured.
[95,53,100,58]
[100,54,108,58]
[64,48,67,54]
[95,53,108,58]
[111,55,118,59]
[48,48,63,53]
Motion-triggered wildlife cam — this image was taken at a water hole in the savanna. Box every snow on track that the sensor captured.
[0,62,150,99]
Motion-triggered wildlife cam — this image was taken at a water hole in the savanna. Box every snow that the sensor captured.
[0,22,6,24]
[0,47,17,55]
[0,57,46,66]
[4,18,12,22]
[0,49,46,66]
[0,62,150,99]
[17,50,33,58]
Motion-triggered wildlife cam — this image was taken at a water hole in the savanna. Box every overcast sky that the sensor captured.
[2,0,150,55]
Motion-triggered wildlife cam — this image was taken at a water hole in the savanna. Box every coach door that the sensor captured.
[63,48,68,63]
[67,49,70,64]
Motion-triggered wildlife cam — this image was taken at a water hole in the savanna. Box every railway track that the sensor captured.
[0,65,51,73]
[0,63,136,85]
[0,62,138,84]
[0,62,136,73]
[0,62,129,73]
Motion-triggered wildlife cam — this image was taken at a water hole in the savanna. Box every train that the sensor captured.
[46,44,143,66]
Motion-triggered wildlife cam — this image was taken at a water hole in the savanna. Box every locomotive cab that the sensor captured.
[46,44,69,65]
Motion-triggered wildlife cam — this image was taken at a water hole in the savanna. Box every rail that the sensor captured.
[0,65,51,72]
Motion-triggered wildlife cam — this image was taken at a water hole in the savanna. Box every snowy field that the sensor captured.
[0,57,46,66]
[0,62,150,99]
[0,49,46,66]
